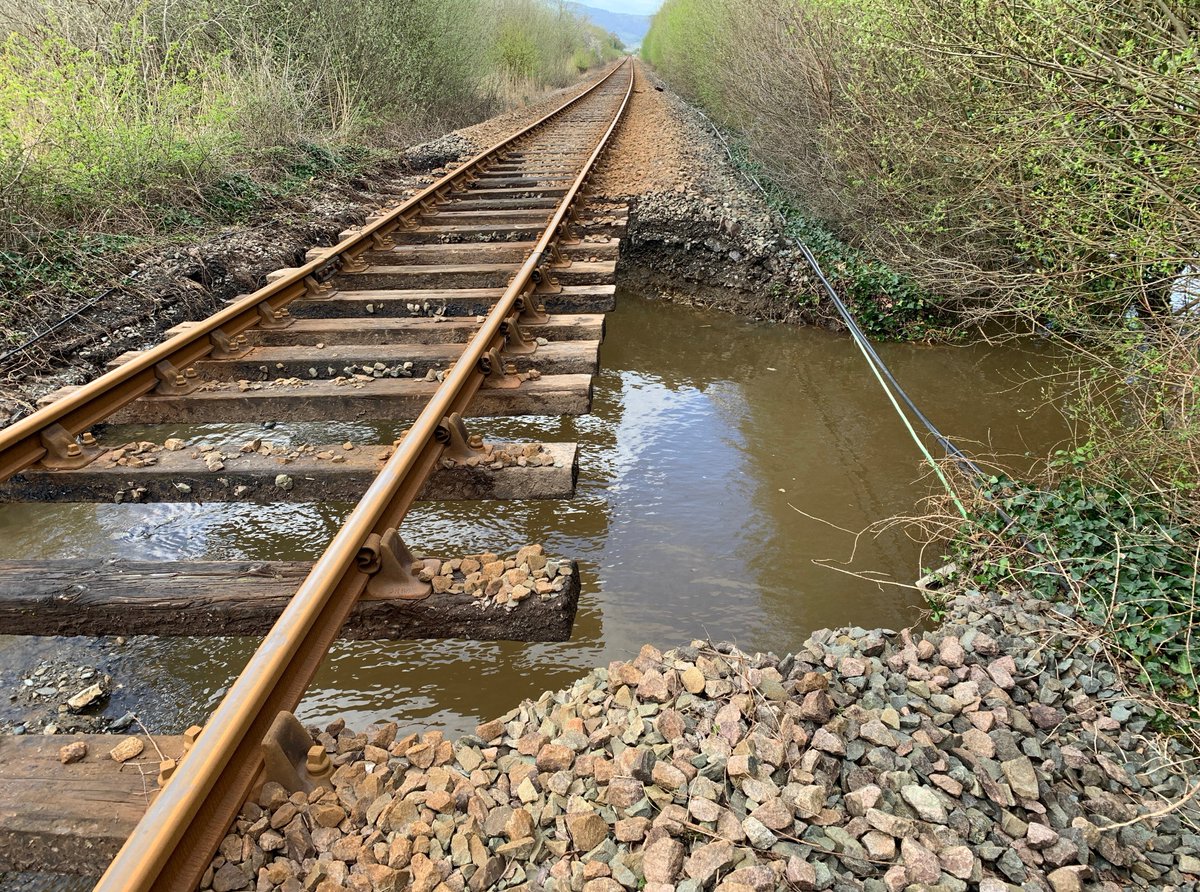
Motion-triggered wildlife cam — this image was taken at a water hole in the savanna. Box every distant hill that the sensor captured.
[568,3,652,50]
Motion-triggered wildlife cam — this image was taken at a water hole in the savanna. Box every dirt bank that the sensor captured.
[592,62,823,326]
[0,164,426,427]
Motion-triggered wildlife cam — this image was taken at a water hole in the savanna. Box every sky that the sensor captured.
[581,0,663,15]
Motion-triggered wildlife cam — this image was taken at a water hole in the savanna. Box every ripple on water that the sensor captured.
[0,290,1070,735]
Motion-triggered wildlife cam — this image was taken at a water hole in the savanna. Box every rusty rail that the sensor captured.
[90,57,633,892]
[0,59,626,483]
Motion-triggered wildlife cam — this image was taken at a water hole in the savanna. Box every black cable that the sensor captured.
[793,241,986,480]
[696,110,986,480]
[0,287,117,367]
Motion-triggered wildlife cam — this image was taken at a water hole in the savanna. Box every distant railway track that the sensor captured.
[0,57,633,890]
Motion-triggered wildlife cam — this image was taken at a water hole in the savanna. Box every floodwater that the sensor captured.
[0,290,1069,736]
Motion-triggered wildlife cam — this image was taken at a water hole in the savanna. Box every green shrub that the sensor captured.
[0,0,622,246]
[0,20,229,233]
[495,23,540,81]
[959,472,1200,710]
[570,48,593,73]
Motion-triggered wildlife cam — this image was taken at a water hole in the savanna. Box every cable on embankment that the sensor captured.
[695,110,978,518]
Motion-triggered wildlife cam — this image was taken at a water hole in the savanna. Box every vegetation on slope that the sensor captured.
[0,0,622,322]
[644,0,1200,714]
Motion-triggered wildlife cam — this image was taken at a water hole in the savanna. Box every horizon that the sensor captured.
[576,0,663,16]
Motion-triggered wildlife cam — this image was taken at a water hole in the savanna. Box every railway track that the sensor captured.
[0,58,634,890]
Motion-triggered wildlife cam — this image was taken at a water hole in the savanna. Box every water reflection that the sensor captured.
[0,291,1069,735]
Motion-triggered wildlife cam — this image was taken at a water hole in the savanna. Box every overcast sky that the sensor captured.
[584,0,663,15]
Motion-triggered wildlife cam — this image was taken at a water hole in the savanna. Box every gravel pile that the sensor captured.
[200,581,1196,892]
[412,544,574,611]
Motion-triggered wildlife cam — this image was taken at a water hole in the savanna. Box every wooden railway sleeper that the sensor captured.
[357,528,432,601]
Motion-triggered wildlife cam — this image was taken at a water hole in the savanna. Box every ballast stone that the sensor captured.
[198,580,1191,892]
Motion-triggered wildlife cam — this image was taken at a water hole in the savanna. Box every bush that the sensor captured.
[645,0,1199,324]
[645,0,1200,521]
[0,0,622,246]
[726,142,939,338]
[958,472,1200,714]
[483,0,620,103]
[0,20,229,233]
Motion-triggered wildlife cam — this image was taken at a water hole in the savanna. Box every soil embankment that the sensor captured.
[591,62,817,324]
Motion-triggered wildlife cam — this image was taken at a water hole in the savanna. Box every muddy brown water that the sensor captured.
[0,290,1069,737]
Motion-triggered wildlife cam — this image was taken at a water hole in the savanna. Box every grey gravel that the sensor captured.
[200,582,1198,892]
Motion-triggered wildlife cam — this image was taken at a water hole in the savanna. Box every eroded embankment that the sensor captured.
[0,160,428,426]
[0,74,598,427]
[591,62,821,325]
[197,581,1195,892]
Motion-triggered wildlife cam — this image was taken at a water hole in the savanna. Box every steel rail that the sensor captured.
[0,60,625,483]
[92,57,634,892]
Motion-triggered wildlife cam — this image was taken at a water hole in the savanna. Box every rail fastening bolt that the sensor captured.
[306,745,332,778]
[66,443,81,457]
[158,758,177,786]
[183,725,202,750]
[184,367,197,378]
[80,432,97,446]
